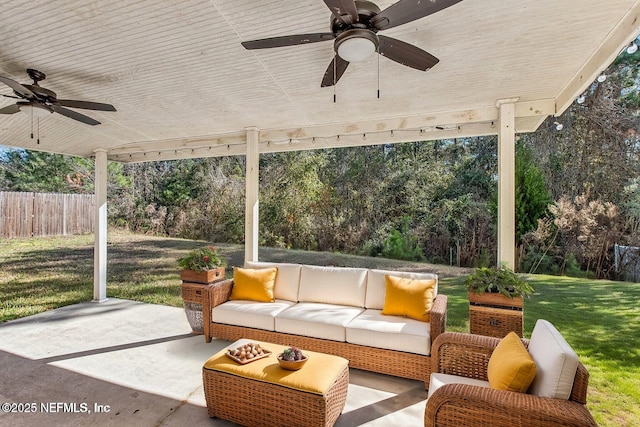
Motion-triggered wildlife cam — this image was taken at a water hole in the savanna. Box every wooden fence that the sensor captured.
[0,192,95,238]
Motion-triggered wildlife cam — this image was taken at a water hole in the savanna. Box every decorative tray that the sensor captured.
[225,342,272,365]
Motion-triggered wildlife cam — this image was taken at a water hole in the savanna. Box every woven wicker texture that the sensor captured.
[182,282,208,334]
[181,282,206,302]
[203,360,348,426]
[182,301,203,333]
[424,332,597,427]
[469,305,523,338]
[202,279,448,386]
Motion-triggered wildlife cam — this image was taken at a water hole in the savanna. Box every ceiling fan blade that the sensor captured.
[372,0,463,30]
[51,105,101,125]
[58,99,117,111]
[0,75,36,99]
[323,0,359,24]
[321,55,350,87]
[0,104,21,114]
[378,35,439,71]
[242,33,334,50]
[2,94,21,99]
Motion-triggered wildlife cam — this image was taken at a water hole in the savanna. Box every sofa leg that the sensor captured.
[205,335,212,343]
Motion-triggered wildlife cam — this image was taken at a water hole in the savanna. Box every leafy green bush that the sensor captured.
[465,266,535,298]
[177,246,226,271]
[380,217,425,262]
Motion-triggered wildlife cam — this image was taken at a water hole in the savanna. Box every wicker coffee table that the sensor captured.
[203,339,349,427]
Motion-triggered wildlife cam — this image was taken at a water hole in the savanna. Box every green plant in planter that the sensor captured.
[465,266,534,298]
[177,246,226,272]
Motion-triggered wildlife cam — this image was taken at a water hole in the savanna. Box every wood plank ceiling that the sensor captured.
[0,0,639,162]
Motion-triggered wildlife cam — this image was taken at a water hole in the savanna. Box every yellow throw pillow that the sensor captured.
[381,275,436,322]
[230,267,277,302]
[487,332,537,393]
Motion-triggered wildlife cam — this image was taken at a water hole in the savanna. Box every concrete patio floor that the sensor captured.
[0,299,428,426]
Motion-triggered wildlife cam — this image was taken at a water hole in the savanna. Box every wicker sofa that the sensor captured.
[424,320,598,427]
[202,262,447,386]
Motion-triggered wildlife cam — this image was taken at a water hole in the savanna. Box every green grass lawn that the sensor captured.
[0,231,638,426]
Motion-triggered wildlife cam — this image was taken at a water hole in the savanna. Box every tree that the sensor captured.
[515,140,551,241]
[0,150,94,193]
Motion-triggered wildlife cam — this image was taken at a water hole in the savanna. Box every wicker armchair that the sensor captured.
[424,332,598,427]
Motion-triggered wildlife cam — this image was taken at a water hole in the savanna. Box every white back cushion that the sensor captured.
[298,265,368,307]
[365,269,438,309]
[527,319,579,399]
[243,261,301,302]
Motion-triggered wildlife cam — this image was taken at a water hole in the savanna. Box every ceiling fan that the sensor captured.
[241,0,463,87]
[0,68,116,125]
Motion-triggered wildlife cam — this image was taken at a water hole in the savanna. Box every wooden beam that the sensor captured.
[496,99,518,269]
[107,101,554,163]
[244,127,259,263]
[93,149,108,302]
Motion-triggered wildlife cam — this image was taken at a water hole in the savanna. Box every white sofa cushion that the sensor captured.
[346,309,432,355]
[275,302,364,342]
[427,373,490,399]
[212,299,295,331]
[298,265,368,307]
[366,269,438,309]
[244,261,301,302]
[527,319,579,399]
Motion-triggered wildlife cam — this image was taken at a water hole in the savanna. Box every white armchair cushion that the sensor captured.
[527,319,579,399]
[244,261,301,302]
[212,299,295,331]
[346,309,432,355]
[366,269,438,309]
[298,265,368,307]
[275,302,363,341]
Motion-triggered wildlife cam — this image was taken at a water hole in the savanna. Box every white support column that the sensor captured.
[496,98,518,269]
[244,127,260,263]
[93,149,108,302]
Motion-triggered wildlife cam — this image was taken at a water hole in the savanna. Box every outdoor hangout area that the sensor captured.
[2,0,640,426]
[0,263,598,427]
[1,233,639,426]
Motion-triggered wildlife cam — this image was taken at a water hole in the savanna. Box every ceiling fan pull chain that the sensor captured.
[37,116,40,144]
[333,58,337,103]
[377,48,380,99]
[30,107,34,139]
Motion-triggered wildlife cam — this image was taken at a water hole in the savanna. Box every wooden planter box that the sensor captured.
[181,267,226,334]
[469,291,523,338]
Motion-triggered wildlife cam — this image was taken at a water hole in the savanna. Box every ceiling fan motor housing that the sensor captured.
[330,0,381,34]
[22,84,57,103]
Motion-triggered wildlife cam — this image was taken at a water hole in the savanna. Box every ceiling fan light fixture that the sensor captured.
[18,102,53,118]
[627,41,638,54]
[335,29,378,63]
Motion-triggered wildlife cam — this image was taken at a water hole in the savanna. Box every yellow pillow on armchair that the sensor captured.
[381,274,436,322]
[487,331,537,393]
[230,267,277,302]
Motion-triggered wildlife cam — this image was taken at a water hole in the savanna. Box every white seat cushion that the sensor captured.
[366,269,438,309]
[427,373,490,399]
[275,302,364,341]
[346,309,432,355]
[212,299,295,331]
[244,261,301,302]
[527,319,579,399]
[298,265,368,307]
